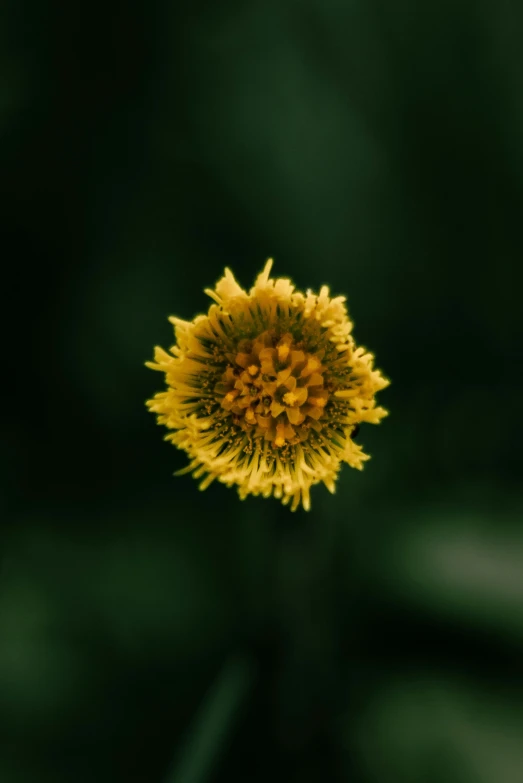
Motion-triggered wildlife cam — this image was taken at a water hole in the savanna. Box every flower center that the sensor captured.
[216,331,329,448]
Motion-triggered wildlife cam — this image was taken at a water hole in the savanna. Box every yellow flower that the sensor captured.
[146,260,389,511]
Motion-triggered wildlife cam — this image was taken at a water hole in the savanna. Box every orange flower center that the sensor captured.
[216,331,329,448]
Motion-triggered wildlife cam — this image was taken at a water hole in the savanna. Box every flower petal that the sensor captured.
[271,401,285,417]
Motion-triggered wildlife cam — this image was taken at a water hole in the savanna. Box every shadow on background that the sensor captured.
[2,0,523,781]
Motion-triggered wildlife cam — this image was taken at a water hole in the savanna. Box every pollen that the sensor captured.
[305,357,320,373]
[146,259,389,511]
[245,408,257,425]
[277,343,290,362]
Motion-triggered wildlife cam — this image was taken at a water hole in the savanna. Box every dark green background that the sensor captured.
[3,1,523,782]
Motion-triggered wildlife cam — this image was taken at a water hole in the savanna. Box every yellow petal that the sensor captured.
[287,407,305,425]
[271,401,285,417]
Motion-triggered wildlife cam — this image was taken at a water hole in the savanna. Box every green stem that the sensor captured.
[165,655,256,783]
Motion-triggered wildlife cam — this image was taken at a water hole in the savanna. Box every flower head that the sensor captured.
[146,260,389,511]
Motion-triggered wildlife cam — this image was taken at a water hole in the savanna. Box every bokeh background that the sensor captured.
[3,1,523,781]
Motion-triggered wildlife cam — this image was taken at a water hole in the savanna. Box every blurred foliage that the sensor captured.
[2,0,523,781]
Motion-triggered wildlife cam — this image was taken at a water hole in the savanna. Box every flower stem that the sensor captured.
[165,654,256,783]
